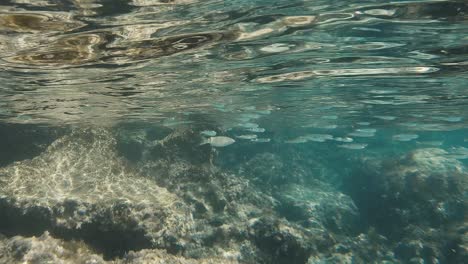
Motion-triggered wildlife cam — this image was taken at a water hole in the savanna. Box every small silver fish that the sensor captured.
[374,115,396,121]
[200,130,217,137]
[163,120,193,127]
[416,141,443,146]
[339,143,368,150]
[356,122,371,126]
[251,138,271,143]
[236,134,258,140]
[334,137,353,143]
[303,134,333,142]
[247,127,266,133]
[393,134,419,141]
[321,115,338,120]
[241,113,261,119]
[349,128,376,137]
[285,137,308,144]
[200,136,235,147]
[239,122,259,128]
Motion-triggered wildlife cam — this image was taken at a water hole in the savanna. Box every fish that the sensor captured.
[393,134,419,141]
[339,143,368,150]
[243,106,256,110]
[334,137,353,143]
[374,115,396,120]
[239,122,259,128]
[163,119,193,127]
[349,128,376,137]
[357,128,377,133]
[247,127,266,133]
[240,113,261,120]
[260,43,291,53]
[356,122,371,126]
[285,137,308,144]
[321,115,338,120]
[318,124,338,129]
[251,138,271,142]
[200,130,217,137]
[433,116,462,122]
[304,123,337,129]
[416,141,443,146]
[303,134,333,142]
[200,136,235,147]
[236,134,258,140]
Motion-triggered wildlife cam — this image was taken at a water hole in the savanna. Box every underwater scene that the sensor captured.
[0,0,467,263]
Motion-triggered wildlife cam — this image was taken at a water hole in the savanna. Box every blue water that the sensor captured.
[0,0,467,263]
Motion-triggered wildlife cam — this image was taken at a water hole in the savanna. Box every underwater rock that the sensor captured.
[6,127,454,263]
[308,231,398,264]
[0,128,195,258]
[240,152,308,186]
[0,123,64,167]
[121,128,346,263]
[343,148,467,263]
[392,222,468,264]
[145,128,213,164]
[0,232,241,264]
[0,127,343,263]
[346,148,466,232]
[275,183,360,235]
[200,136,235,147]
[0,232,106,264]
[248,217,326,264]
[121,249,240,264]
[237,149,342,190]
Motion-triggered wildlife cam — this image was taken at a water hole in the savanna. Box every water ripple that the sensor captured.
[0,0,466,129]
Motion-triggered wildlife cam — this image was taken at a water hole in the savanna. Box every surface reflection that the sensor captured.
[0,0,466,129]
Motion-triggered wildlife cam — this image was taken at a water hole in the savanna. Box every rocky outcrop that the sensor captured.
[2,126,464,263]
[344,148,467,263]
[0,127,357,263]
[0,128,194,259]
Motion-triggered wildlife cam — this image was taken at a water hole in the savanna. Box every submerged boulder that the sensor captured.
[0,232,106,264]
[275,183,360,235]
[344,148,467,263]
[0,128,195,258]
[0,123,64,167]
[239,152,310,186]
[0,232,241,264]
[348,148,466,233]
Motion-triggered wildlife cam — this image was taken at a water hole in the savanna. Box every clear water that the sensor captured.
[0,0,467,263]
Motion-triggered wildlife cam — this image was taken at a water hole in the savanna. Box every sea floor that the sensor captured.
[0,124,466,263]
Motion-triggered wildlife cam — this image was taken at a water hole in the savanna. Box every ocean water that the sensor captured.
[0,0,467,263]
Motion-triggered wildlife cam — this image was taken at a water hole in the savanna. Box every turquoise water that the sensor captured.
[0,0,467,263]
